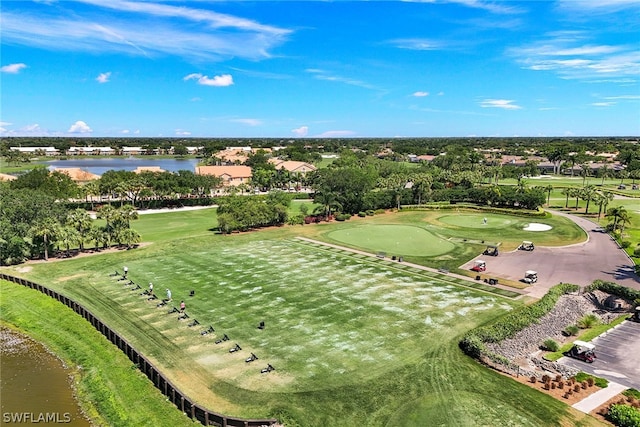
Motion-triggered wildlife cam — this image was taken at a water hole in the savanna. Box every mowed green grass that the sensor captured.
[1,209,602,426]
[327,224,456,256]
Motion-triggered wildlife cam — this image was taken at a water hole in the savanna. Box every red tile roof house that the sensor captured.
[196,165,252,194]
[53,167,101,182]
[269,160,317,176]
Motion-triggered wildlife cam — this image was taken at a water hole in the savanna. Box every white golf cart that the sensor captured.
[568,340,596,363]
[519,241,535,251]
[523,270,537,284]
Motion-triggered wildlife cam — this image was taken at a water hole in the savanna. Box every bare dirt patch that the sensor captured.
[56,273,89,282]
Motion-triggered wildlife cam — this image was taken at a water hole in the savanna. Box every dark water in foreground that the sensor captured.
[0,328,90,426]
[45,157,199,176]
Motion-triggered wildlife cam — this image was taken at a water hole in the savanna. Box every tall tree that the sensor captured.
[67,208,93,251]
[29,218,59,261]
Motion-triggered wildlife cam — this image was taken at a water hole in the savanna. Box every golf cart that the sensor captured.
[567,340,596,363]
[519,241,535,251]
[523,270,537,284]
[483,245,499,257]
[471,260,486,272]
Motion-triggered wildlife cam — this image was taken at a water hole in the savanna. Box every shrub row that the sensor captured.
[574,372,609,388]
[459,283,579,359]
[606,404,640,427]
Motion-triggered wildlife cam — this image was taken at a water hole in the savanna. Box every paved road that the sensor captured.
[559,320,640,390]
[461,211,640,298]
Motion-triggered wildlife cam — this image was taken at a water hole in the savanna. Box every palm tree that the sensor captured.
[618,208,631,235]
[581,185,597,214]
[56,225,81,257]
[598,191,614,219]
[606,206,629,232]
[116,204,139,229]
[545,184,554,206]
[29,218,59,261]
[67,208,93,251]
[313,190,342,219]
[619,170,629,185]
[571,187,581,210]
[599,164,612,186]
[89,225,108,250]
[579,164,591,186]
[561,187,572,208]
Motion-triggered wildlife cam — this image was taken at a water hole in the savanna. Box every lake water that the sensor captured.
[45,157,199,176]
[0,328,90,426]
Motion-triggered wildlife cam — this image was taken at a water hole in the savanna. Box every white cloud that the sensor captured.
[604,95,640,100]
[22,124,41,132]
[508,33,640,80]
[447,0,525,14]
[175,129,191,136]
[231,118,262,126]
[0,122,12,133]
[68,120,93,133]
[291,126,309,137]
[96,71,111,83]
[184,73,234,87]
[190,97,201,102]
[437,91,445,96]
[1,63,27,73]
[316,130,357,137]
[121,129,130,134]
[1,1,291,62]
[480,99,522,110]
[413,91,429,97]
[557,0,640,13]
[591,102,615,107]
[134,129,140,134]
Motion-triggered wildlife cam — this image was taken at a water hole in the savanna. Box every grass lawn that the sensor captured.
[0,281,199,427]
[0,209,603,426]
[300,210,585,271]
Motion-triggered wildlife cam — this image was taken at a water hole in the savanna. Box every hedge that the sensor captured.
[606,404,640,427]
[585,280,640,304]
[459,283,579,360]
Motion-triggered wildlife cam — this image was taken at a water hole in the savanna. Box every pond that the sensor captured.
[0,327,91,426]
[45,157,200,176]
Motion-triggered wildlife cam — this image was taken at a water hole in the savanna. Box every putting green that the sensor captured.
[437,214,516,229]
[327,224,455,256]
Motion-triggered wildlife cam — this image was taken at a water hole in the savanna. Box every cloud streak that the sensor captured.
[508,32,640,80]
[1,1,291,62]
[479,99,522,110]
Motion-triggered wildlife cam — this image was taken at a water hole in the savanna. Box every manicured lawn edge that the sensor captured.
[0,280,200,427]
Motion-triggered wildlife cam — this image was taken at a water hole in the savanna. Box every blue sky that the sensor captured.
[1,0,639,138]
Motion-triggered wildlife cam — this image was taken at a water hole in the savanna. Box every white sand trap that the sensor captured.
[523,223,552,231]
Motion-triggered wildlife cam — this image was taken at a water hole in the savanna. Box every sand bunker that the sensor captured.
[523,223,552,231]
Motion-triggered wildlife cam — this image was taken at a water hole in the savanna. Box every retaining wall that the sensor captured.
[0,273,278,427]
